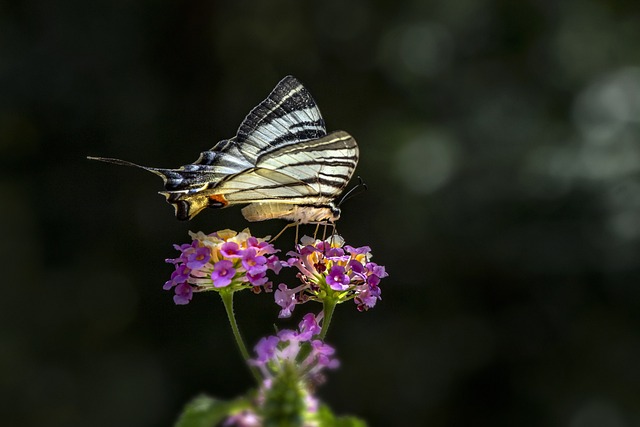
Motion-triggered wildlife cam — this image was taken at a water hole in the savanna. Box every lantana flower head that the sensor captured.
[226,313,337,427]
[275,234,388,317]
[251,313,338,384]
[164,229,282,305]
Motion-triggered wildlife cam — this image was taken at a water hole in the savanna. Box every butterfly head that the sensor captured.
[328,202,341,221]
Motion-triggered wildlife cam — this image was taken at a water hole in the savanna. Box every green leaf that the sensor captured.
[316,404,368,427]
[173,394,251,427]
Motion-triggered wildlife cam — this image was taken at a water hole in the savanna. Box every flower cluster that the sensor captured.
[163,229,282,305]
[224,314,337,427]
[251,313,339,382]
[275,235,388,317]
[160,229,388,425]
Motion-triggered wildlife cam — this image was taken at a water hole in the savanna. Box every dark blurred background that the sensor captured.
[3,0,640,426]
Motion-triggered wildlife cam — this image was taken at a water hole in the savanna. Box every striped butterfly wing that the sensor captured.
[245,130,358,223]
[89,76,358,222]
[215,131,358,222]
[234,75,328,161]
[212,77,357,222]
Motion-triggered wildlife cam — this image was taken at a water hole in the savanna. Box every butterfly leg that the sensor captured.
[270,222,296,243]
[295,222,301,245]
[321,221,335,241]
[328,222,338,245]
[327,223,340,247]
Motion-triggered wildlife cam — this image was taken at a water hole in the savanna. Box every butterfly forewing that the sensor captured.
[235,76,327,162]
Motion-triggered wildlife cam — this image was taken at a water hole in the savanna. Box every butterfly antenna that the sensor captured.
[338,176,368,207]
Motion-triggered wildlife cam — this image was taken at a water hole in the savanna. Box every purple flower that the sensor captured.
[254,335,280,363]
[325,247,345,258]
[314,241,330,253]
[185,246,211,269]
[220,241,242,258]
[310,340,339,369]
[173,283,193,305]
[367,274,381,287]
[326,265,350,290]
[279,234,388,313]
[266,255,282,274]
[299,245,318,256]
[355,281,381,311]
[297,313,321,340]
[173,242,193,253]
[366,262,388,278]
[211,260,235,288]
[164,264,190,290]
[275,284,296,318]
[247,269,268,287]
[247,236,277,254]
[250,317,338,385]
[344,245,371,255]
[241,248,267,273]
[164,229,284,304]
[355,293,378,311]
[348,259,365,276]
[277,329,298,342]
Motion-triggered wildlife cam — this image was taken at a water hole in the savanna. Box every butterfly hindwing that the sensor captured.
[254,130,358,199]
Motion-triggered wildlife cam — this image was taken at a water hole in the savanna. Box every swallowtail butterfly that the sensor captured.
[89,76,359,224]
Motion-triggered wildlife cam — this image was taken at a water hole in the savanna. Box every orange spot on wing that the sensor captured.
[208,194,229,207]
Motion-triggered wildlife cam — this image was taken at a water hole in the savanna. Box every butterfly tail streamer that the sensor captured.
[88,155,225,220]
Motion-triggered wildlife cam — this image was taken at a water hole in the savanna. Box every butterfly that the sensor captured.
[88,76,359,224]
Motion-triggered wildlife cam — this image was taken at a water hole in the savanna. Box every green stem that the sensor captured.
[219,289,262,383]
[319,298,337,341]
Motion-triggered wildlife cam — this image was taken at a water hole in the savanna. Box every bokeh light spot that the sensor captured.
[394,130,459,194]
[378,22,453,82]
[573,67,640,142]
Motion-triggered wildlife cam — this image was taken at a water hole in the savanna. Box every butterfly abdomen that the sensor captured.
[241,202,339,223]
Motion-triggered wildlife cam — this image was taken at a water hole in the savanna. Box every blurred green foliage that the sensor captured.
[2,0,640,426]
